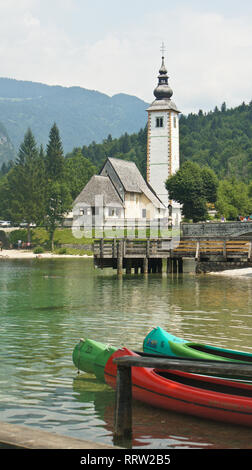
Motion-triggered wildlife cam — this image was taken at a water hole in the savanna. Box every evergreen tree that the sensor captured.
[4,129,46,241]
[44,123,72,250]
[65,149,96,200]
[45,123,65,180]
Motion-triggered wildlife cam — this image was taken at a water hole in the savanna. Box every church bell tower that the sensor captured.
[147,47,181,223]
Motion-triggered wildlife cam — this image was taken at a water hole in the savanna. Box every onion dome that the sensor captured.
[153,56,173,100]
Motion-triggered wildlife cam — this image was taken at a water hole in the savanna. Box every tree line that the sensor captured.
[2,99,252,228]
[165,160,252,222]
[0,124,96,248]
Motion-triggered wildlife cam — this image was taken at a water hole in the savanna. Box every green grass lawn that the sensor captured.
[31,227,93,247]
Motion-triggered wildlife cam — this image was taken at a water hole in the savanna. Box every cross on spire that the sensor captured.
[160,42,166,57]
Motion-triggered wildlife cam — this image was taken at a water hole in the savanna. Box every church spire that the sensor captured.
[153,44,173,100]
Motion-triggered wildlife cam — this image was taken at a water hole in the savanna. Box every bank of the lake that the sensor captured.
[1,257,252,449]
[0,249,93,259]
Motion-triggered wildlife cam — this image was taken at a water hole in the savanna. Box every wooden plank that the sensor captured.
[195,241,200,261]
[113,356,252,378]
[249,242,252,262]
[0,421,119,449]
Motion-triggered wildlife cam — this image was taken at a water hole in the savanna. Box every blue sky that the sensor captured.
[0,0,252,115]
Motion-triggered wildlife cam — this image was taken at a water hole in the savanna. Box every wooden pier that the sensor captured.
[0,421,120,449]
[93,238,252,275]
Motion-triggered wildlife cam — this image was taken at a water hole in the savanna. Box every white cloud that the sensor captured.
[0,2,252,114]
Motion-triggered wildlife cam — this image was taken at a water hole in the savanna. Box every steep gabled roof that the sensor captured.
[74,175,123,207]
[105,158,166,209]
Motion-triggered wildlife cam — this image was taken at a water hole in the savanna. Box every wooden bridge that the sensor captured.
[93,238,252,275]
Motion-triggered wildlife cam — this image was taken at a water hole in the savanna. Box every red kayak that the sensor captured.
[104,347,252,427]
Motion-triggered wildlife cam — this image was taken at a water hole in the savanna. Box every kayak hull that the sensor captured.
[143,327,252,363]
[72,338,117,381]
[104,347,252,427]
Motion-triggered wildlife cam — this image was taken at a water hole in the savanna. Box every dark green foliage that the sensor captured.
[166,161,218,222]
[0,160,13,178]
[79,126,147,176]
[8,229,28,247]
[45,123,65,180]
[65,149,97,200]
[179,101,252,182]
[0,230,9,248]
[0,121,16,165]
[215,178,252,220]
[44,124,72,249]
[2,129,46,239]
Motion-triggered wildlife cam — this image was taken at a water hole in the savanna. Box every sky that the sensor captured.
[0,0,252,114]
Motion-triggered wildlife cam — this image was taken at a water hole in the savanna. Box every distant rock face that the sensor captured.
[0,78,149,154]
[0,122,16,166]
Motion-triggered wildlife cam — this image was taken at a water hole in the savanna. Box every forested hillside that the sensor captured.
[0,77,148,160]
[0,122,16,165]
[77,127,148,176]
[69,101,252,183]
[2,100,252,223]
[179,101,252,182]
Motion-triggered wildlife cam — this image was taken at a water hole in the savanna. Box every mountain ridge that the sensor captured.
[0,77,149,163]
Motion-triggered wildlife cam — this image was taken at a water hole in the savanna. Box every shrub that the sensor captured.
[8,229,28,247]
[33,246,44,254]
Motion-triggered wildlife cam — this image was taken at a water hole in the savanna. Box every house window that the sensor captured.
[80,208,91,216]
[109,208,116,217]
[156,117,164,128]
[91,207,99,216]
[109,208,121,217]
[142,209,147,218]
[173,116,177,128]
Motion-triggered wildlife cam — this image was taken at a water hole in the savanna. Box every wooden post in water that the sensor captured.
[143,257,148,274]
[113,355,252,442]
[126,259,132,274]
[167,258,172,273]
[114,365,132,442]
[117,240,123,277]
[178,258,183,273]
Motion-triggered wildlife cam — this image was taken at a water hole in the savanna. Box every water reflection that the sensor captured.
[73,373,252,449]
[1,258,252,448]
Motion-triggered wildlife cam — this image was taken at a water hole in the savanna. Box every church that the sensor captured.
[71,50,181,229]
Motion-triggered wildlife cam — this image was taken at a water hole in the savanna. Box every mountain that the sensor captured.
[0,121,16,165]
[0,78,149,158]
[78,101,252,183]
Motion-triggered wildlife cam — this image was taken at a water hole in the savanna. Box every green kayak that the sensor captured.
[143,326,252,363]
[72,338,117,381]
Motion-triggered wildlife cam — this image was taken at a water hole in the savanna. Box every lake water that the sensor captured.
[1,257,252,449]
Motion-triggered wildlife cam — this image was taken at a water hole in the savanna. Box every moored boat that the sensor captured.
[105,347,252,427]
[143,326,252,363]
[72,338,252,427]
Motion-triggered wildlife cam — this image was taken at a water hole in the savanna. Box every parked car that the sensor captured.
[0,221,11,227]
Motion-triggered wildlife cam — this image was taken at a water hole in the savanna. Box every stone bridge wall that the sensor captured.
[182,222,252,239]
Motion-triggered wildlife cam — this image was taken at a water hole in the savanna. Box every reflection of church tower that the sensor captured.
[147,47,181,222]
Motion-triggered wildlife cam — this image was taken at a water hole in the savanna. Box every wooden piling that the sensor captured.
[114,365,132,441]
[143,257,148,274]
[178,258,183,273]
[117,240,123,276]
[167,258,172,273]
[126,259,132,274]
[113,355,252,442]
